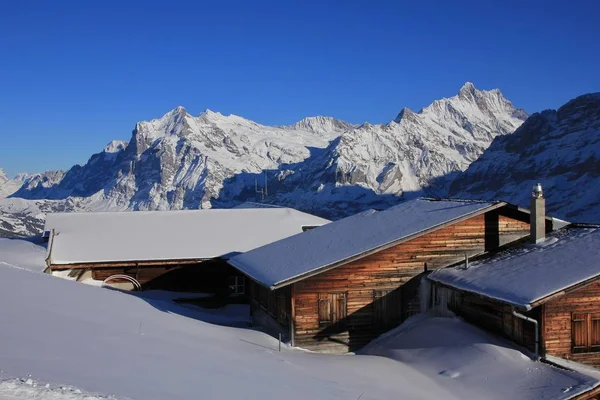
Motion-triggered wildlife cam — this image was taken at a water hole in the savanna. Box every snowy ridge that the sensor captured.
[286,116,356,135]
[450,92,600,223]
[269,82,527,214]
[2,83,527,236]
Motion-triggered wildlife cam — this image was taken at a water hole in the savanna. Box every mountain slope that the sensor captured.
[266,82,527,214]
[12,108,350,211]
[0,169,29,199]
[449,92,600,223]
[3,82,527,235]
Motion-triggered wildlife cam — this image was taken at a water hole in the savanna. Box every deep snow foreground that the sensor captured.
[0,238,46,272]
[0,241,455,400]
[0,239,598,400]
[361,315,599,399]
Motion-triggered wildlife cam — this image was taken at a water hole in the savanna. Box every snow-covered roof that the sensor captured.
[428,227,600,309]
[44,208,329,266]
[229,198,502,288]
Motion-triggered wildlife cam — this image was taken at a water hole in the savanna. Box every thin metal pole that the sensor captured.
[278,333,282,352]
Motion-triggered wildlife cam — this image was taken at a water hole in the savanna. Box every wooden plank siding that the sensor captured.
[434,286,538,353]
[291,210,531,353]
[544,281,600,368]
[86,259,247,294]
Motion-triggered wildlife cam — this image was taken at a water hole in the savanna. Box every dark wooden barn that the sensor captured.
[42,207,328,294]
[229,198,558,353]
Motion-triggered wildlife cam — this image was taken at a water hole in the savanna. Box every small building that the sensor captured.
[229,197,561,353]
[43,207,329,293]
[428,225,600,369]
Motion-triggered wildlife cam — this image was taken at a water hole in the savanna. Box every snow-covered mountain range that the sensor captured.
[450,92,600,223]
[1,82,531,236]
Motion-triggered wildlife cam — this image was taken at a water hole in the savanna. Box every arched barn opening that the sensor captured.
[102,275,142,291]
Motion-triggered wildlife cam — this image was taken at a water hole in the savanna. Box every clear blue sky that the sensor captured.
[1,0,599,177]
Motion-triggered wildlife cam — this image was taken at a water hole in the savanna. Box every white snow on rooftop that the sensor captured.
[44,208,329,265]
[428,227,600,309]
[230,198,499,288]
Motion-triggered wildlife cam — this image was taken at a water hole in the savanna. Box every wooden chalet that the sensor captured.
[429,223,600,370]
[228,197,562,353]
[42,207,328,294]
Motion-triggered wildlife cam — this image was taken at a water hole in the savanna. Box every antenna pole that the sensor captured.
[264,172,268,198]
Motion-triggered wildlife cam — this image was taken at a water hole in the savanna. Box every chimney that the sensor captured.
[530,183,546,243]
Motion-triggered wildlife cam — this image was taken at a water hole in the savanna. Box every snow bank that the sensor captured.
[0,379,113,400]
[1,240,598,400]
[361,315,600,400]
[0,238,46,271]
[0,251,454,400]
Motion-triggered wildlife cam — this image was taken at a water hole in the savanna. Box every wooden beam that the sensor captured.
[290,283,296,347]
[50,258,207,270]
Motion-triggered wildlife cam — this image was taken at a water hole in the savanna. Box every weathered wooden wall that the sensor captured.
[291,210,530,353]
[90,266,181,285]
[435,285,537,352]
[84,259,242,294]
[249,281,292,330]
[544,281,600,368]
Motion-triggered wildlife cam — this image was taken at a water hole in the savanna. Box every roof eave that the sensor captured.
[268,201,508,290]
[427,275,531,311]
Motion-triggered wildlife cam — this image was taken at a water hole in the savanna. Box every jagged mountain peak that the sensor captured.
[0,168,8,183]
[104,140,128,153]
[199,108,224,119]
[450,91,600,223]
[394,107,417,123]
[6,84,530,229]
[459,81,477,95]
[393,83,527,131]
[289,116,355,135]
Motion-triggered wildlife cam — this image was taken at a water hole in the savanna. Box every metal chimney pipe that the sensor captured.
[530,183,546,244]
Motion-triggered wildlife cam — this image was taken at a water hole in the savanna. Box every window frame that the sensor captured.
[318,292,347,328]
[571,312,600,354]
[228,275,245,296]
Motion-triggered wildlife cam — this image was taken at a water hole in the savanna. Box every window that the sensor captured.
[228,276,245,296]
[572,312,600,354]
[318,293,347,327]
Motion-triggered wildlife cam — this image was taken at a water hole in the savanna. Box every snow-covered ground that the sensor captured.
[361,315,599,399]
[0,238,46,271]
[0,239,598,399]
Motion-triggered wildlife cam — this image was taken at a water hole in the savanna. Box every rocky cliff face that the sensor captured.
[2,82,528,235]
[267,82,527,215]
[449,93,600,223]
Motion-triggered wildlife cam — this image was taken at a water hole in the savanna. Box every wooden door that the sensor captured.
[373,289,402,329]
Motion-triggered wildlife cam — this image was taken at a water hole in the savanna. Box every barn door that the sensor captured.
[318,293,347,327]
[373,289,402,329]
